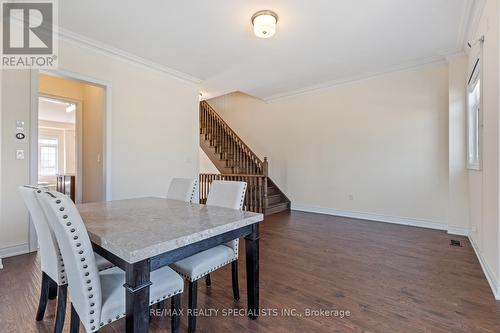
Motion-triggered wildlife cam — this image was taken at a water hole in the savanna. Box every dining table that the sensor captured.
[77,197,264,333]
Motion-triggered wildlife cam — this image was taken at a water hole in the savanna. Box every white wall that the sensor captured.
[467,0,500,299]
[0,70,31,257]
[199,147,219,174]
[0,39,199,256]
[447,55,470,235]
[209,64,450,228]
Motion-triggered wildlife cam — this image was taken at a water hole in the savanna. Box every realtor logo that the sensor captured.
[1,0,58,68]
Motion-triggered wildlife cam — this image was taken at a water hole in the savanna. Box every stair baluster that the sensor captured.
[199,101,290,214]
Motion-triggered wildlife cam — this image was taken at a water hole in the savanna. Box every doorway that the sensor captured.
[34,72,107,203]
[38,95,80,200]
[29,70,111,252]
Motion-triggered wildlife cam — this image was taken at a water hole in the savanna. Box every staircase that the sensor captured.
[199,100,290,215]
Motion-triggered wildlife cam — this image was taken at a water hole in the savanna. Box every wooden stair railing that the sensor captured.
[200,101,265,174]
[199,173,268,213]
[199,101,290,215]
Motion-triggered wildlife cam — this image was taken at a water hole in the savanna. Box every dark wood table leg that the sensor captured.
[125,259,152,333]
[245,224,260,319]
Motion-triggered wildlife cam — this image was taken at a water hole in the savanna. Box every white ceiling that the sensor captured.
[39,98,76,124]
[59,0,474,100]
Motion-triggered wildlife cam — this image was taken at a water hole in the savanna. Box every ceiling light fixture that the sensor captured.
[251,10,278,38]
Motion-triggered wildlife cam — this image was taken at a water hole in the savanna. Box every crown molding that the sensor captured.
[445,51,467,62]
[249,0,487,103]
[58,28,202,86]
[262,55,449,103]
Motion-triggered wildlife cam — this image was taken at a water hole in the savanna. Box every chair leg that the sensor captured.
[53,285,67,333]
[188,280,198,333]
[70,304,80,333]
[205,274,211,287]
[48,277,58,300]
[231,260,240,301]
[36,272,50,321]
[171,294,181,333]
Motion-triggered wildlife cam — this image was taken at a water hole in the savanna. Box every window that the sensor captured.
[467,58,481,170]
[39,138,59,176]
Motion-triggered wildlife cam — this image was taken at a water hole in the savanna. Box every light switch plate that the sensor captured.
[16,149,25,160]
[16,120,25,131]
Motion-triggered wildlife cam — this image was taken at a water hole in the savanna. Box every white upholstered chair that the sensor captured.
[36,190,184,333]
[18,186,114,333]
[170,180,247,333]
[166,178,198,202]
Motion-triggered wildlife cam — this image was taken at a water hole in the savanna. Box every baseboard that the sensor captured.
[447,226,470,236]
[291,205,447,231]
[468,236,500,300]
[0,243,30,260]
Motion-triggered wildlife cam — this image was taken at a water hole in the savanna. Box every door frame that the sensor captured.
[29,69,113,252]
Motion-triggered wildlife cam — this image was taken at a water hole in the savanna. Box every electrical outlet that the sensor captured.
[348,194,354,201]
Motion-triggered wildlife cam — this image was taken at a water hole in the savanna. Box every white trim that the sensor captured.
[0,243,30,259]
[263,57,448,103]
[34,68,113,201]
[0,258,3,269]
[469,236,500,300]
[291,204,447,231]
[447,226,470,236]
[445,51,467,62]
[58,28,201,86]
[76,101,83,203]
[259,0,486,104]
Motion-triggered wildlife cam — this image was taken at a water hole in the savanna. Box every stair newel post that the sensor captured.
[263,157,269,211]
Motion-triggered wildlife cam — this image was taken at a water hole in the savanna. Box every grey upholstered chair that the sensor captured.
[166,178,198,202]
[18,186,114,333]
[170,180,247,333]
[36,190,184,333]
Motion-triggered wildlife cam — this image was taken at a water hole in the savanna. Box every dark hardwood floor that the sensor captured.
[1,211,500,332]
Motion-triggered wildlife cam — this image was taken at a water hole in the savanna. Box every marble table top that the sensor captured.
[78,197,264,263]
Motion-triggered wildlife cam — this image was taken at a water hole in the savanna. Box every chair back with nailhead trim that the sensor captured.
[36,191,102,333]
[166,178,198,203]
[206,180,247,254]
[18,186,66,285]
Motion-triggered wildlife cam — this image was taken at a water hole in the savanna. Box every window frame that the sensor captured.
[466,57,482,171]
[38,134,60,182]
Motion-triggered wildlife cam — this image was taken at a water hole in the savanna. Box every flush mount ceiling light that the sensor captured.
[251,10,278,38]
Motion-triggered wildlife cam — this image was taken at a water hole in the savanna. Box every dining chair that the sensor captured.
[36,190,184,333]
[170,180,247,333]
[18,186,114,333]
[166,178,198,202]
